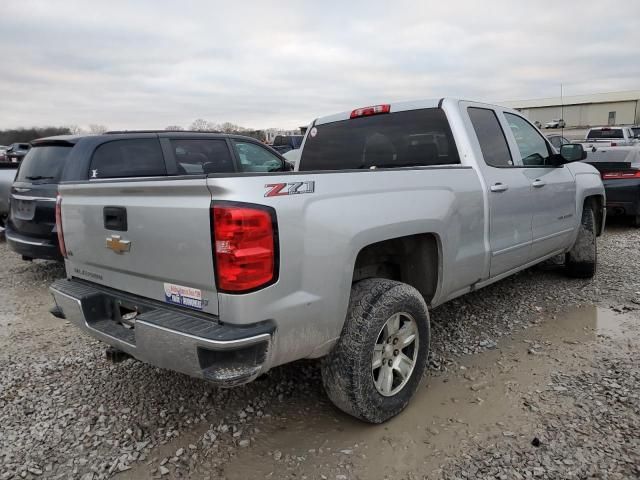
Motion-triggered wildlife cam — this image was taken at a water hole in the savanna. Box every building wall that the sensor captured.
[520,100,639,127]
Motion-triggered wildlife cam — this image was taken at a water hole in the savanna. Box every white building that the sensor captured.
[264,128,301,144]
[501,90,640,128]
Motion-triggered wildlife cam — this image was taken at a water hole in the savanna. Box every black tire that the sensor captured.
[321,278,430,423]
[566,204,597,278]
[632,215,640,228]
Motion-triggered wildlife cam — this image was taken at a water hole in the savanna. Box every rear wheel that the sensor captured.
[321,278,430,423]
[633,215,640,228]
[566,204,596,278]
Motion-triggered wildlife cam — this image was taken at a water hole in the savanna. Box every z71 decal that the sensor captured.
[265,181,315,197]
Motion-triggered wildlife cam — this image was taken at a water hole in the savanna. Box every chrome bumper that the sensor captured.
[50,279,274,386]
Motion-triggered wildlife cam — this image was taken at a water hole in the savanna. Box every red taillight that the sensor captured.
[211,203,277,293]
[55,194,67,258]
[350,104,391,119]
[601,170,640,179]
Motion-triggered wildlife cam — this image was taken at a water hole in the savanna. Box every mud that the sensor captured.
[221,306,639,479]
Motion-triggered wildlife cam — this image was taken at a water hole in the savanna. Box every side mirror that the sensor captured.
[560,143,587,163]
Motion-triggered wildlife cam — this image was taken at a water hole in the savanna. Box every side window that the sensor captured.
[504,113,552,167]
[468,107,513,167]
[90,139,165,179]
[170,139,233,174]
[549,136,562,149]
[232,141,285,172]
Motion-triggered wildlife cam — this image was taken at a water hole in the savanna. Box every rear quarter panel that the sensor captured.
[208,167,485,367]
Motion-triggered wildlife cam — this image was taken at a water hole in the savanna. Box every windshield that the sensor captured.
[300,108,460,171]
[587,129,624,139]
[15,145,73,183]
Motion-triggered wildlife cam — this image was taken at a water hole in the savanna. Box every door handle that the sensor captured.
[532,179,546,188]
[490,183,509,192]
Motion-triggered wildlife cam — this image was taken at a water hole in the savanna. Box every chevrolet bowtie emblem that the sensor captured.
[106,235,131,254]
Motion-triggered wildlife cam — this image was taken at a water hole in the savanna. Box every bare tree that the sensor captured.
[165,125,184,131]
[89,124,108,134]
[66,124,84,135]
[219,122,244,133]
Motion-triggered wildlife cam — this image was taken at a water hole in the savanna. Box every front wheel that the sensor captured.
[321,278,430,423]
[566,204,597,278]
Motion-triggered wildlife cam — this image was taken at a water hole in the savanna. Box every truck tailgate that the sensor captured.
[60,178,219,315]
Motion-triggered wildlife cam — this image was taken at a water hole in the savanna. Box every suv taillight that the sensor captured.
[601,170,640,179]
[55,194,67,258]
[211,203,277,293]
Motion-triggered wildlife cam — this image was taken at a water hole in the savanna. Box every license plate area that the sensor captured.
[12,199,36,220]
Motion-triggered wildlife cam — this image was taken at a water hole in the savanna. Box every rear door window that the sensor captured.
[15,145,73,183]
[231,140,286,172]
[90,139,165,179]
[170,139,234,174]
[468,107,513,167]
[300,108,460,171]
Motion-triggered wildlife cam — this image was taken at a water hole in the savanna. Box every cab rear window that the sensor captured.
[587,129,624,139]
[90,139,166,179]
[299,109,460,171]
[15,145,73,183]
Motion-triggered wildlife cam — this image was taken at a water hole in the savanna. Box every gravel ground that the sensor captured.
[0,221,639,479]
[441,350,640,480]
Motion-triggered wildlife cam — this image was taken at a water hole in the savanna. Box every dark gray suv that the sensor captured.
[6,131,289,261]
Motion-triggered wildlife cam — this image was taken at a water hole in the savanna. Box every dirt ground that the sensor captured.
[1,222,639,480]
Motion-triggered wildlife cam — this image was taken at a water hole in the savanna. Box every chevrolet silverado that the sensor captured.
[50,99,605,423]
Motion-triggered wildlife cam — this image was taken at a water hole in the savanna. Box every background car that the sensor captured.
[6,131,291,261]
[545,119,566,129]
[6,137,78,260]
[5,143,31,163]
[0,145,7,162]
[546,134,570,150]
[583,146,640,227]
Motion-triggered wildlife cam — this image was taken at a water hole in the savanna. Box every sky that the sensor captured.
[1,0,639,131]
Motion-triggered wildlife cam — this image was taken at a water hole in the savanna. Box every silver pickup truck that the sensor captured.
[50,99,605,423]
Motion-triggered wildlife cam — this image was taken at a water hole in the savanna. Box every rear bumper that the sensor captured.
[50,278,274,386]
[5,228,62,261]
[603,179,640,217]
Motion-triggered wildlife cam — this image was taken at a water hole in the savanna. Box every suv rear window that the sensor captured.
[299,109,460,171]
[587,129,624,139]
[15,145,73,183]
[90,139,165,179]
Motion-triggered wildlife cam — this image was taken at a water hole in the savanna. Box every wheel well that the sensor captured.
[585,195,604,236]
[352,234,439,304]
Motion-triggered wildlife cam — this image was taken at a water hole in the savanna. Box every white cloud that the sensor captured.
[1,0,638,130]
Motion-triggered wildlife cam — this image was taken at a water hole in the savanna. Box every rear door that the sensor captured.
[61,137,219,315]
[464,104,534,278]
[502,113,576,260]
